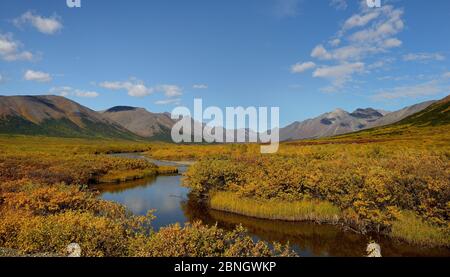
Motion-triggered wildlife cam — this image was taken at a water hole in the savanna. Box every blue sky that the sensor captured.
[0,0,449,126]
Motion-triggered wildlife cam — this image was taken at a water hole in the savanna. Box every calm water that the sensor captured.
[94,153,450,257]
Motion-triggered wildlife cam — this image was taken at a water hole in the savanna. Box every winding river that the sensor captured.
[94,153,450,257]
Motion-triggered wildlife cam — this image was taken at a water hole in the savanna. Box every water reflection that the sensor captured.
[182,196,450,257]
[95,154,450,257]
[95,174,189,229]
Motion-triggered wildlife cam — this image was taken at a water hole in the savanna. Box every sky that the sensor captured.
[0,0,449,127]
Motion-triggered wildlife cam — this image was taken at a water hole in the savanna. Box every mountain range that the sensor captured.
[279,101,435,141]
[0,94,443,141]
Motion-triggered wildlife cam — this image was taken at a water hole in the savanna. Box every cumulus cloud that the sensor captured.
[99,79,153,97]
[372,80,444,100]
[193,84,208,89]
[293,4,406,91]
[155,98,181,105]
[403,52,445,62]
[0,32,34,61]
[311,44,332,60]
[99,79,184,99]
[311,5,404,63]
[24,70,52,82]
[329,38,341,47]
[50,86,99,98]
[291,61,316,73]
[313,62,365,88]
[348,6,404,43]
[342,9,381,31]
[383,38,402,48]
[14,11,63,35]
[156,85,183,97]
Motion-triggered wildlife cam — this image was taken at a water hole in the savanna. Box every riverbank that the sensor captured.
[208,191,450,248]
[97,165,178,183]
[210,191,341,223]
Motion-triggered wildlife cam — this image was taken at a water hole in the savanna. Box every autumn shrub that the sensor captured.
[0,210,130,256]
[128,221,295,257]
[0,181,294,257]
[184,147,450,242]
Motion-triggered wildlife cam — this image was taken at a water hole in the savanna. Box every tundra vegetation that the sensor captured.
[0,136,293,257]
[182,120,450,247]
[0,98,449,254]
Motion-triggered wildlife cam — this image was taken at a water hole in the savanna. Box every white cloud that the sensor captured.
[329,38,341,47]
[403,52,445,62]
[330,0,348,10]
[24,70,52,82]
[51,86,72,96]
[50,86,99,98]
[313,62,365,88]
[99,79,153,97]
[193,84,208,89]
[372,80,444,100]
[155,98,181,105]
[383,38,402,48]
[75,91,99,98]
[293,4,406,92]
[156,85,183,97]
[14,11,63,35]
[100,79,183,98]
[443,72,450,79]
[343,9,380,31]
[368,57,395,70]
[311,44,332,60]
[291,61,316,73]
[320,5,404,62]
[348,6,404,43]
[0,74,3,83]
[332,45,375,61]
[0,32,34,61]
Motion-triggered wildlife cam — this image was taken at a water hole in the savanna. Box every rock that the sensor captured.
[366,242,382,257]
[67,243,81,257]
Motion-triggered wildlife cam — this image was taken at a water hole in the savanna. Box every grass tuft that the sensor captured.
[210,191,341,224]
[390,211,450,247]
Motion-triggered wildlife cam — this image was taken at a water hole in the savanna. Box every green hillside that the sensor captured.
[0,115,142,140]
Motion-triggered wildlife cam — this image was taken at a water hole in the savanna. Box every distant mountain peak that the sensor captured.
[105,106,139,113]
[327,108,348,118]
[350,108,383,119]
[279,100,436,141]
[101,105,174,140]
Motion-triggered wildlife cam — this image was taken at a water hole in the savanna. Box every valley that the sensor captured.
[0,95,449,257]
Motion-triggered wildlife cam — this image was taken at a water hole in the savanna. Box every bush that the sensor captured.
[184,147,450,242]
[128,221,295,257]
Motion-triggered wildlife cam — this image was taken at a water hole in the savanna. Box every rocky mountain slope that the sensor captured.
[101,106,174,140]
[279,101,435,141]
[0,95,139,139]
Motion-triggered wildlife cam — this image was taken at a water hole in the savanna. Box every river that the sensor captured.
[94,153,450,257]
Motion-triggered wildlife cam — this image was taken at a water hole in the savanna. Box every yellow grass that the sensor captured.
[390,211,450,247]
[210,191,341,224]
